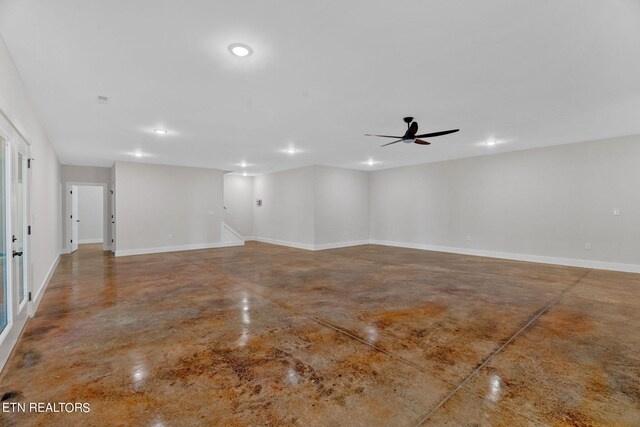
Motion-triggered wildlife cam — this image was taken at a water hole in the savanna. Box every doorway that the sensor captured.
[68,185,104,253]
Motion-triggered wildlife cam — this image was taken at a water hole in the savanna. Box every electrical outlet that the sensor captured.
[585,242,591,250]
[613,208,620,216]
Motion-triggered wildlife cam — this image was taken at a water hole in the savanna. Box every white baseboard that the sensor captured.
[112,236,639,273]
[78,238,103,244]
[115,241,244,257]
[251,237,369,251]
[31,254,61,316]
[250,237,315,251]
[369,239,640,273]
[314,240,370,251]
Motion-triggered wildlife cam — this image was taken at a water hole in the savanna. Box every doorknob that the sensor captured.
[12,250,23,258]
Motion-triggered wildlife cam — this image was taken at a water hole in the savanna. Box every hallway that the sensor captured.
[0,243,639,426]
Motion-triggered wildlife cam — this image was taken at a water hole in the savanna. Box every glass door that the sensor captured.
[0,131,31,368]
[12,152,27,307]
[0,137,7,334]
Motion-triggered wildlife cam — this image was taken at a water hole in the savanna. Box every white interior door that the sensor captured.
[71,185,78,252]
[0,137,8,337]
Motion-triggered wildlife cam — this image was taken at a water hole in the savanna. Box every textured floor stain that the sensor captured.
[0,242,638,426]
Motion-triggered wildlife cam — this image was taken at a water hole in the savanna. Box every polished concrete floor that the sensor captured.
[0,242,639,426]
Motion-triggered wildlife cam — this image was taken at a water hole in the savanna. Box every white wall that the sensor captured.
[77,185,103,243]
[0,36,61,302]
[252,166,369,249]
[0,35,61,369]
[60,165,112,251]
[314,166,369,247]
[223,175,254,237]
[114,161,225,256]
[369,135,640,270]
[253,166,316,248]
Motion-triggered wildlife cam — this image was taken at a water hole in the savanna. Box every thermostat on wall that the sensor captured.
[256,199,262,207]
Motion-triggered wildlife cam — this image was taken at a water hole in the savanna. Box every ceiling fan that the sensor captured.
[365,117,459,147]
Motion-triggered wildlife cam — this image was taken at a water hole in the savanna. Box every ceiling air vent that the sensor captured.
[96,95,110,104]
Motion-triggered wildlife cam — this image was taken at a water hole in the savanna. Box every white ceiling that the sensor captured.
[1,0,639,174]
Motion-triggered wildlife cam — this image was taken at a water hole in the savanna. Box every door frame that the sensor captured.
[63,182,109,253]
[0,130,12,348]
[70,184,78,253]
[0,125,32,369]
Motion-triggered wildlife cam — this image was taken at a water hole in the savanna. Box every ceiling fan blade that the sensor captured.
[414,139,431,145]
[381,139,403,147]
[414,129,459,138]
[365,134,403,138]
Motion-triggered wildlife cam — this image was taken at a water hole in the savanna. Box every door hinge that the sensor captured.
[28,292,32,302]
[27,159,31,168]
[111,239,114,243]
[28,225,31,235]
[70,190,73,194]
[70,215,73,219]
[70,239,73,243]
[110,190,114,195]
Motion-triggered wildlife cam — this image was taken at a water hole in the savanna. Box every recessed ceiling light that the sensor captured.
[133,152,143,158]
[153,129,168,135]
[243,172,248,177]
[485,140,497,146]
[366,158,378,166]
[240,161,247,168]
[286,147,296,155]
[229,43,253,57]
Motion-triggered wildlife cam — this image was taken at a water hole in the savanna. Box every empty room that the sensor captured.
[0,1,638,426]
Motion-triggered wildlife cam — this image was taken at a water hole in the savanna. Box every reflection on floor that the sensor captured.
[0,242,639,426]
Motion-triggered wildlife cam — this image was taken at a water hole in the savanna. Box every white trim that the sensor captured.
[369,240,640,273]
[78,238,103,244]
[0,105,33,147]
[222,222,244,242]
[250,237,315,251]
[63,182,109,253]
[250,237,369,251]
[0,318,21,373]
[313,240,370,251]
[0,255,59,373]
[115,241,243,257]
[31,254,60,316]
